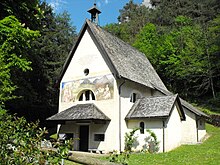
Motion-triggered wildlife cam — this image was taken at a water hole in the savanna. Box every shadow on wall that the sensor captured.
[132,132,159,153]
[88,121,110,151]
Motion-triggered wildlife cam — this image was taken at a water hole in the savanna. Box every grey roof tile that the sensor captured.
[126,95,179,119]
[152,84,209,118]
[86,20,167,90]
[59,19,167,90]
[47,103,110,121]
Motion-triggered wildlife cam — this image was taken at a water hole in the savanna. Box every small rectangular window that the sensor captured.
[94,134,105,141]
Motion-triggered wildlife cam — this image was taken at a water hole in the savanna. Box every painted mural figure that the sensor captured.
[61,74,114,102]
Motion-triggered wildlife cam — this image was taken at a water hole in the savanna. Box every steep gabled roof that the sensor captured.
[152,84,209,118]
[47,104,110,121]
[59,19,167,90]
[125,94,185,120]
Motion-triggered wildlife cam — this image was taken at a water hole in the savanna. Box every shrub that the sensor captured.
[0,108,71,164]
[109,150,130,165]
[124,128,139,153]
[146,129,160,153]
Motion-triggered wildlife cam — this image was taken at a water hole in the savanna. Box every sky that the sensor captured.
[45,0,143,33]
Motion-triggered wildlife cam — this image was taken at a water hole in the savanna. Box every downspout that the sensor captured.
[163,120,165,153]
[196,117,199,142]
[118,79,126,152]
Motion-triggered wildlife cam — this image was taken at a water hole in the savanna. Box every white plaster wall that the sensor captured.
[89,121,110,151]
[59,121,79,150]
[119,81,152,151]
[181,108,197,144]
[59,29,113,112]
[62,30,112,82]
[58,29,120,152]
[126,119,164,153]
[165,105,182,152]
[58,121,114,152]
[152,89,201,144]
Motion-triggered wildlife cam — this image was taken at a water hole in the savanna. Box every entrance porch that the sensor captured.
[47,103,110,152]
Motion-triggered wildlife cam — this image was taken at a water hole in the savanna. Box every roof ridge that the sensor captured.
[86,19,167,90]
[58,19,167,90]
[87,20,146,57]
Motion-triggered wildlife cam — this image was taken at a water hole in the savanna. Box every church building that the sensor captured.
[47,3,208,153]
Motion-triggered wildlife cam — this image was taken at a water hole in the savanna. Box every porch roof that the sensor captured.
[47,103,110,121]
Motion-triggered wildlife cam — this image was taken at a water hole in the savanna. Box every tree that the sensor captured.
[151,0,220,26]
[133,16,220,100]
[0,16,72,164]
[105,0,220,110]
[0,0,44,30]
[104,23,131,43]
[5,3,77,124]
[105,0,151,44]
[0,16,40,108]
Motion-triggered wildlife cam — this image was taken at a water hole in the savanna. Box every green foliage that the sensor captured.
[105,0,220,110]
[108,128,139,165]
[0,0,44,30]
[146,129,160,153]
[108,150,130,165]
[104,23,131,43]
[5,2,77,123]
[127,124,220,165]
[124,128,139,152]
[151,0,220,26]
[0,108,72,164]
[133,15,220,103]
[0,16,40,107]
[133,23,161,70]
[105,0,150,44]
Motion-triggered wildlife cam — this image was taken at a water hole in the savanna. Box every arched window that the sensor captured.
[130,93,137,103]
[130,92,141,103]
[78,90,95,101]
[140,122,145,134]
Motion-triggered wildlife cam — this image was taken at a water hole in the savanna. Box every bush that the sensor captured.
[146,129,160,153]
[124,128,139,153]
[0,109,71,164]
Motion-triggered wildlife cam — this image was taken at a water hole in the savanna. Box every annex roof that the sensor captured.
[59,19,167,90]
[47,103,110,121]
[125,94,185,120]
[152,84,209,118]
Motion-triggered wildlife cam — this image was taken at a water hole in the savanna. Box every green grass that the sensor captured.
[127,124,220,165]
[66,124,220,165]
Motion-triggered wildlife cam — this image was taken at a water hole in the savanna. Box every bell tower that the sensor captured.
[87,3,101,24]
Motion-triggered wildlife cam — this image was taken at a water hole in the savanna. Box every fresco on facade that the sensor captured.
[61,74,114,103]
